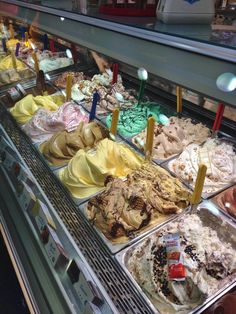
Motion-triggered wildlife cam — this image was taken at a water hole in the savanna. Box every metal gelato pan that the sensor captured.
[78,200,189,255]
[165,137,236,200]
[116,201,236,314]
[210,184,236,224]
[76,161,191,254]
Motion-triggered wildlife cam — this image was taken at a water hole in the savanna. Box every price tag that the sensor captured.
[18,181,36,211]
[0,136,10,152]
[31,199,56,232]
[13,162,34,185]
[67,260,103,308]
[2,151,15,171]
[44,225,68,267]
[7,84,26,102]
[84,302,102,314]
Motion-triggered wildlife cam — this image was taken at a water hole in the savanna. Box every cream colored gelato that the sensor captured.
[27,50,73,72]
[169,139,236,195]
[132,117,211,160]
[128,213,236,314]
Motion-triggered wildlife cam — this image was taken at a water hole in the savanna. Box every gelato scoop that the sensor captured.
[59,138,143,198]
[10,94,65,124]
[40,121,108,166]
[87,163,190,243]
[213,186,236,219]
[132,117,211,160]
[22,102,88,143]
[169,139,236,195]
[106,102,170,138]
[128,213,236,314]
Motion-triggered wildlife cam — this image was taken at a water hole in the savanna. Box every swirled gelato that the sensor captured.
[22,102,88,143]
[128,213,236,314]
[0,55,33,86]
[6,38,19,49]
[27,51,73,72]
[91,69,122,86]
[54,71,86,89]
[72,80,136,115]
[132,117,210,160]
[59,138,143,198]
[40,121,108,166]
[213,186,236,219]
[10,94,65,124]
[87,163,190,243]
[106,102,170,138]
[169,139,236,195]
[0,55,26,71]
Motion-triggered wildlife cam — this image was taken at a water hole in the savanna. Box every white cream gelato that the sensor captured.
[128,213,236,314]
[169,139,236,195]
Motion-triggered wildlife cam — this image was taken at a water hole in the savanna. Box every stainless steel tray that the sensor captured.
[78,200,189,255]
[116,201,236,314]
[209,185,236,224]
[76,161,191,254]
[165,137,236,200]
[129,115,210,166]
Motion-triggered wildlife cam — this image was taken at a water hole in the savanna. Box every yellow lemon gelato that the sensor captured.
[0,55,26,71]
[6,38,19,49]
[10,94,65,124]
[59,138,143,198]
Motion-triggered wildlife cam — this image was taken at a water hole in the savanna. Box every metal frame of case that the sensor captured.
[0,0,235,107]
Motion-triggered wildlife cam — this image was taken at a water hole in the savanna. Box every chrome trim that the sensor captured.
[1,0,236,63]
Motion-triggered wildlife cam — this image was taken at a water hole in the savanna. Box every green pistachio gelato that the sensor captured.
[106,102,170,138]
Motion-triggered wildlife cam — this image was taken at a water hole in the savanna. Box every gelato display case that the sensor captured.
[0,1,235,313]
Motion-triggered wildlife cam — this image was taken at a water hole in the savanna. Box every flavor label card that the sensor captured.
[67,260,103,309]
[2,150,15,171]
[16,164,29,183]
[31,199,56,233]
[84,302,102,314]
[17,181,36,211]
[0,136,11,152]
[44,225,68,267]
[7,84,26,102]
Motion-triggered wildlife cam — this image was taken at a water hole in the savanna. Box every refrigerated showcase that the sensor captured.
[0,1,235,313]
